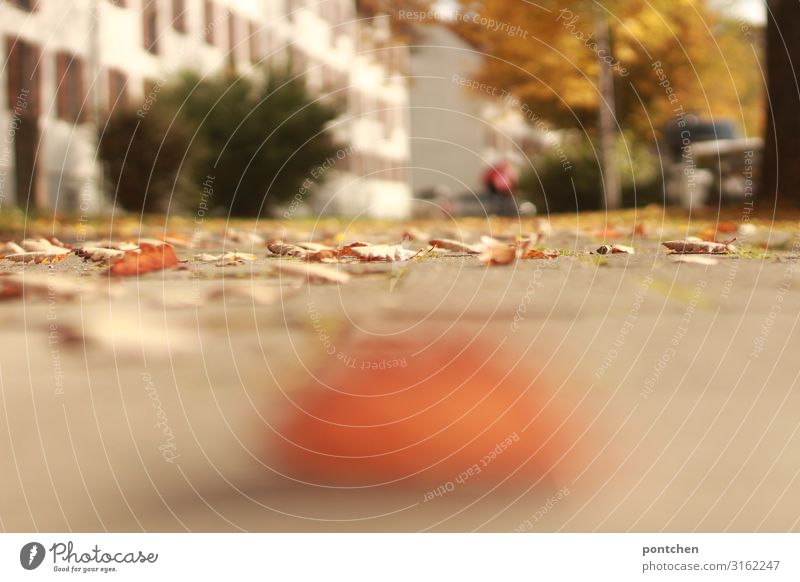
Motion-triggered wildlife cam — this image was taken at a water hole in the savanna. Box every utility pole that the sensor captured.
[593,2,621,210]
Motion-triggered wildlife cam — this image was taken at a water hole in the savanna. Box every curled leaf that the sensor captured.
[107,241,179,276]
[662,239,735,254]
[350,244,421,262]
[596,244,634,255]
[4,251,69,264]
[267,241,308,258]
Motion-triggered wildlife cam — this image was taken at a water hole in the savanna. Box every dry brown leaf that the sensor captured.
[478,241,517,266]
[429,238,481,254]
[82,240,139,251]
[0,242,25,256]
[214,251,257,266]
[349,244,420,262]
[337,241,370,256]
[304,249,339,262]
[4,251,69,264]
[662,239,735,254]
[107,241,179,276]
[523,248,559,260]
[267,241,308,258]
[75,247,127,262]
[296,242,335,252]
[21,238,71,254]
[596,244,635,255]
[272,261,351,284]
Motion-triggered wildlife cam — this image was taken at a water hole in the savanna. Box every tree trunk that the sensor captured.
[761,0,800,209]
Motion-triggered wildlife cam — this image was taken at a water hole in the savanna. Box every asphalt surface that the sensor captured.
[2,233,800,532]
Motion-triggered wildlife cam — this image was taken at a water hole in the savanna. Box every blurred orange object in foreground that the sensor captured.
[274,333,586,489]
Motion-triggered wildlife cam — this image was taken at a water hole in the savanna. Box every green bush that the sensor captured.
[98,107,190,213]
[98,68,340,216]
[519,134,663,213]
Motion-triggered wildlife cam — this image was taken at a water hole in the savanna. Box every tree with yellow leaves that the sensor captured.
[453,0,762,140]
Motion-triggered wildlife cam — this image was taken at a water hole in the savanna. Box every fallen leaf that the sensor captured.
[273,332,586,487]
[303,249,339,262]
[662,239,735,254]
[3,251,69,264]
[477,237,529,266]
[295,242,335,252]
[267,241,308,258]
[0,242,25,256]
[350,244,421,262]
[214,251,258,266]
[523,248,559,260]
[21,238,71,254]
[596,244,635,255]
[107,241,179,276]
[429,238,481,254]
[81,240,139,251]
[272,261,351,284]
[75,247,127,262]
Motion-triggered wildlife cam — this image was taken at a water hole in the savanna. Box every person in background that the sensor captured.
[481,161,519,215]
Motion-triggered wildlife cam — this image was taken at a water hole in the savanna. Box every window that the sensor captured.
[107,0,126,7]
[227,9,237,67]
[8,0,38,11]
[172,0,187,33]
[248,21,260,64]
[6,37,41,117]
[107,68,128,111]
[143,0,159,54]
[55,51,86,123]
[204,1,215,45]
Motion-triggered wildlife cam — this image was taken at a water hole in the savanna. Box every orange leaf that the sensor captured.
[274,333,585,488]
[107,242,178,277]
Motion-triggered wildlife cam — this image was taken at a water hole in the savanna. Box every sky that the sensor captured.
[724,0,766,24]
[433,0,767,24]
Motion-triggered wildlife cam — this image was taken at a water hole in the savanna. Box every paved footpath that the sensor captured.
[2,226,800,532]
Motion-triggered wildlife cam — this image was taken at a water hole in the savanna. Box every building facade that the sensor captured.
[0,0,411,218]
[408,24,545,198]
